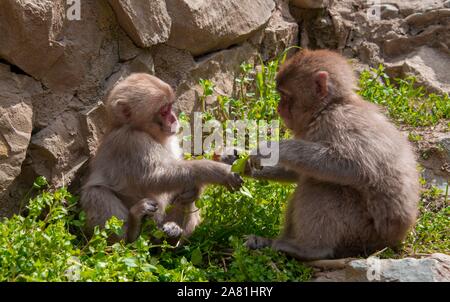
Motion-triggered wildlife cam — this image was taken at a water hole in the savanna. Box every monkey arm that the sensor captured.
[147,159,240,193]
[187,159,241,187]
[250,165,299,183]
[278,140,368,186]
[219,150,298,182]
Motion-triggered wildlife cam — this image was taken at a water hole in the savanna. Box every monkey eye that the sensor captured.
[159,103,172,116]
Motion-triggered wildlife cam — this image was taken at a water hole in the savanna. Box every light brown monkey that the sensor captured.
[243,49,419,260]
[81,73,242,244]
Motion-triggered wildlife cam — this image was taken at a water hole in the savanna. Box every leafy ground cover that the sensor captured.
[0,54,448,281]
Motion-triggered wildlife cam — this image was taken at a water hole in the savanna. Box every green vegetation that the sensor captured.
[0,177,313,281]
[359,65,449,127]
[0,54,448,281]
[198,54,283,123]
[408,132,423,143]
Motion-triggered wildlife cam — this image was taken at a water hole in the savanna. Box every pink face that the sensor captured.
[158,103,179,135]
[277,91,293,123]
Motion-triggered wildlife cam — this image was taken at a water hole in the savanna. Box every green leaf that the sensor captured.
[239,186,253,198]
[191,247,203,266]
[231,154,249,175]
[153,229,165,239]
[33,176,49,190]
[195,198,204,209]
[123,257,138,268]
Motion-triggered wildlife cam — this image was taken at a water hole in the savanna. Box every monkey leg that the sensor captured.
[305,258,356,270]
[172,186,201,205]
[271,239,334,261]
[81,186,128,239]
[181,204,201,238]
[81,186,157,243]
[162,202,200,246]
[246,235,334,261]
[127,198,159,243]
[245,235,273,249]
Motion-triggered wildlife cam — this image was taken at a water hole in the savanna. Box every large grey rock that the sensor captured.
[107,0,171,48]
[0,0,66,86]
[382,9,450,58]
[0,0,118,92]
[293,0,450,96]
[405,8,450,28]
[45,1,119,92]
[29,100,107,188]
[379,4,400,19]
[152,44,197,90]
[153,42,258,114]
[32,92,82,129]
[166,0,275,56]
[259,0,299,60]
[386,0,446,17]
[313,254,450,282]
[117,29,141,62]
[80,102,108,157]
[0,63,42,195]
[175,43,259,115]
[29,111,85,186]
[385,46,450,95]
[105,50,155,93]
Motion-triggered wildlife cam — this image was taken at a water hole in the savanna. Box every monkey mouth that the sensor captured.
[160,122,180,135]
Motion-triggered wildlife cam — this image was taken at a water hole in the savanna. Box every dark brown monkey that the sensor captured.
[243,49,419,260]
[81,73,242,244]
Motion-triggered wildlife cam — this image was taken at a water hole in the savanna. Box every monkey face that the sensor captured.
[276,85,298,129]
[155,102,180,135]
[278,91,294,124]
[106,73,181,141]
[276,69,330,132]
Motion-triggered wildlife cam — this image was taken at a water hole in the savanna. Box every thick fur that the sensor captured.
[81,128,199,243]
[246,50,419,260]
[81,74,242,243]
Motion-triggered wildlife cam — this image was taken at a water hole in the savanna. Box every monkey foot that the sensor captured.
[245,235,273,250]
[305,258,356,270]
[162,222,183,238]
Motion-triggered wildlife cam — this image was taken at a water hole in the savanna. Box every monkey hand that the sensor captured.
[224,172,244,191]
[216,148,239,165]
[130,198,158,219]
[217,149,254,177]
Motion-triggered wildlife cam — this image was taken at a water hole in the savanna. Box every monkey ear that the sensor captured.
[115,100,131,120]
[314,71,329,99]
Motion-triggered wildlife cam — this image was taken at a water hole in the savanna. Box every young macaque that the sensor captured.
[234,49,419,260]
[81,74,242,244]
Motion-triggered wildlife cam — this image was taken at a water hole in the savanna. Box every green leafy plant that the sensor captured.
[359,65,449,127]
[1,52,449,281]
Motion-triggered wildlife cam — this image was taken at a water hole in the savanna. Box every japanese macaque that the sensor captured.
[81,74,242,244]
[242,49,419,260]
